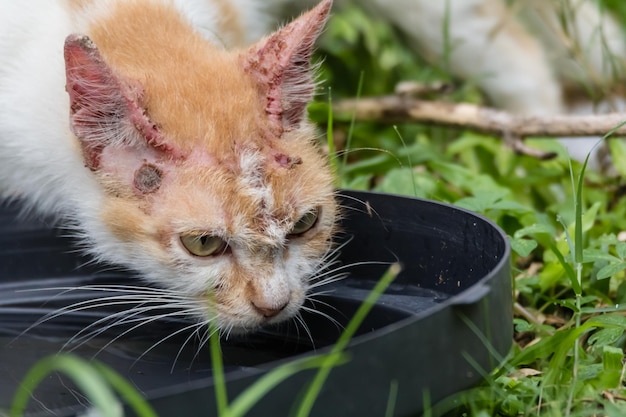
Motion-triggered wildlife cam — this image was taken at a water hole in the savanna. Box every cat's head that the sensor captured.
[63,0,336,333]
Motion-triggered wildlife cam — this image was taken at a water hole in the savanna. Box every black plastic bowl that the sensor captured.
[0,190,512,417]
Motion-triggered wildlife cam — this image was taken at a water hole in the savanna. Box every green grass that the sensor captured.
[9,355,156,417]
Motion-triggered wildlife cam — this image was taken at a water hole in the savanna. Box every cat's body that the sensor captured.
[0,0,336,334]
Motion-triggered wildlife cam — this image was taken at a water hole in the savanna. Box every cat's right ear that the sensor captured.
[64,34,181,172]
[241,0,332,137]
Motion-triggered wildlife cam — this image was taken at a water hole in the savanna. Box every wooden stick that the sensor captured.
[332,95,626,138]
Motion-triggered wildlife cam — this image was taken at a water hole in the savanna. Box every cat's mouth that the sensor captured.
[221,313,292,336]
[196,291,305,335]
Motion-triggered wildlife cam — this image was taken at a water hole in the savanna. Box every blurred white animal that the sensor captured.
[271,0,626,166]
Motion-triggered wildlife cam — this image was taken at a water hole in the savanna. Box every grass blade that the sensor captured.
[92,362,158,417]
[341,71,364,170]
[10,354,123,417]
[223,354,348,417]
[295,263,401,417]
[210,322,228,415]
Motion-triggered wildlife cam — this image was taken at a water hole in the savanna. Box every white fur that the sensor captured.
[0,1,87,213]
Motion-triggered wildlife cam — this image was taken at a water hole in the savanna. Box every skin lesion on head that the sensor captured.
[273,152,303,169]
[133,163,163,194]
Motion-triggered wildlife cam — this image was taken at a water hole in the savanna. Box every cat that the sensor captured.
[0,0,337,335]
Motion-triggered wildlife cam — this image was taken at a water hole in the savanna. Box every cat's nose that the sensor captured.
[251,299,288,318]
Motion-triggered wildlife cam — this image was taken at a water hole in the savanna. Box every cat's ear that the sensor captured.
[64,34,180,172]
[241,0,332,136]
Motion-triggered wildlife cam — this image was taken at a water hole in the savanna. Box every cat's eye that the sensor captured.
[289,208,320,237]
[180,234,228,257]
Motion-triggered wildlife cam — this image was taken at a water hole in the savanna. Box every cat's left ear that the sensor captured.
[64,34,182,173]
[241,0,332,136]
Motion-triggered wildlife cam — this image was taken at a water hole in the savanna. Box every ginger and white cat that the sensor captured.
[0,0,337,334]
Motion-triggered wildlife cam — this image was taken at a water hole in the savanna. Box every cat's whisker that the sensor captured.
[308,273,349,290]
[309,257,342,278]
[14,285,188,316]
[12,284,211,356]
[19,289,196,337]
[303,244,345,285]
[335,192,385,220]
[26,284,182,296]
[62,302,206,351]
[61,301,205,351]
[305,288,338,299]
[312,253,342,274]
[308,237,351,271]
[292,312,315,349]
[16,298,160,341]
[328,259,394,274]
[299,304,343,332]
[131,318,213,370]
[221,323,235,341]
[58,375,89,410]
[289,314,302,342]
[308,260,394,291]
[70,302,204,356]
[61,301,159,348]
[321,235,352,259]
[167,320,206,373]
[183,322,213,373]
[303,293,342,316]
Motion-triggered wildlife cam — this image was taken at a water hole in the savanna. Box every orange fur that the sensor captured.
[86,1,263,155]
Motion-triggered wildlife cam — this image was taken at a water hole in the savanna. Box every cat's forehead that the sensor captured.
[142,60,266,153]
[87,22,264,153]
[164,134,332,239]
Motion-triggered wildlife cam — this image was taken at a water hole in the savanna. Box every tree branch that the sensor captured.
[332,95,626,138]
